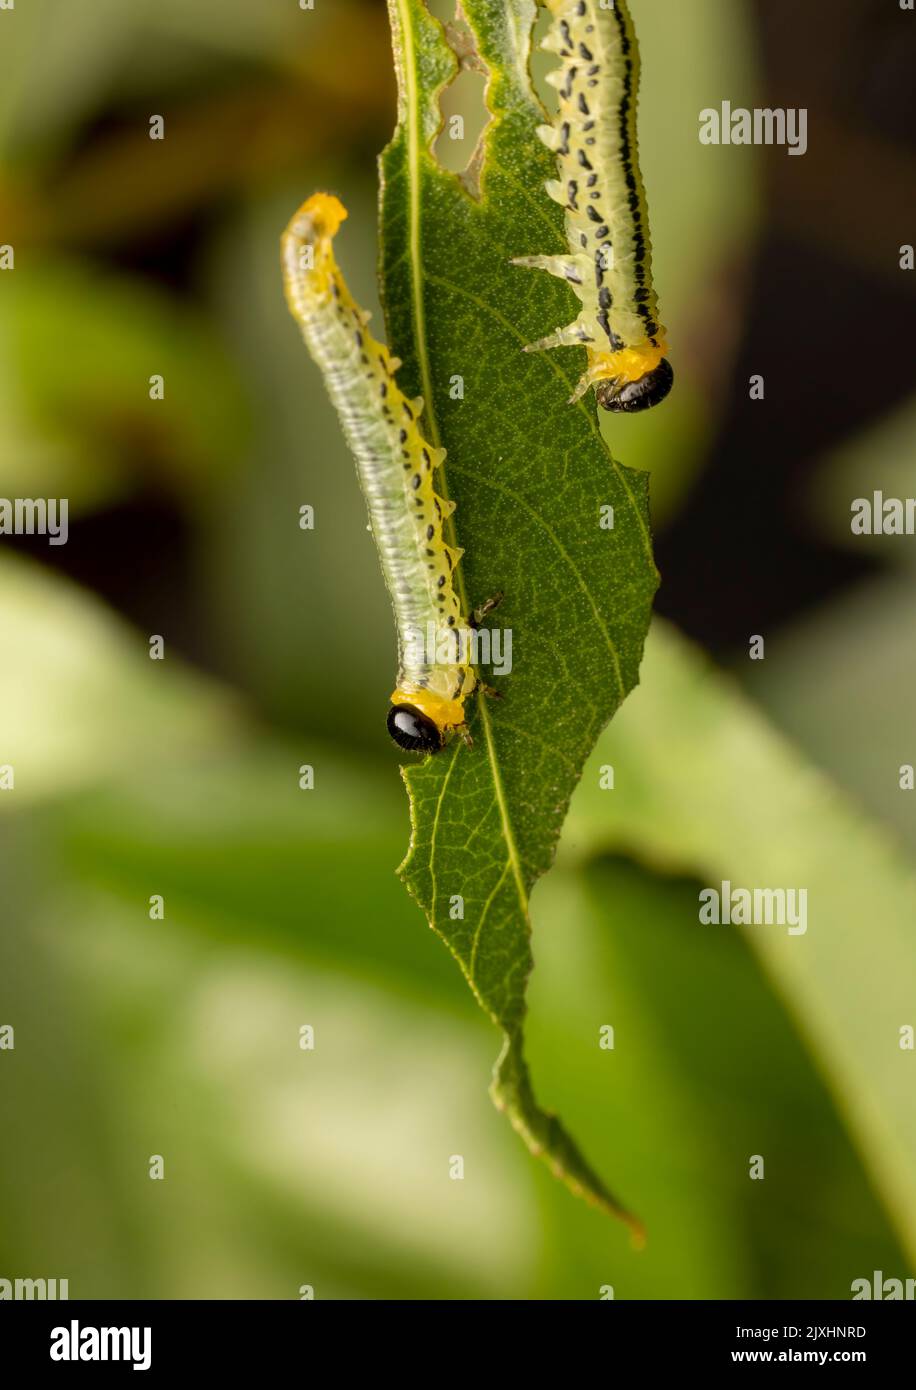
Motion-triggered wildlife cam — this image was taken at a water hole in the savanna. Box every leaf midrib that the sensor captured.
[393,0,529,945]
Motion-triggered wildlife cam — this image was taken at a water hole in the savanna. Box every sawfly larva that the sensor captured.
[513,0,673,412]
[281,193,500,754]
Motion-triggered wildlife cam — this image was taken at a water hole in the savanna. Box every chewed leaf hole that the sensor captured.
[425,1,492,198]
[529,3,558,112]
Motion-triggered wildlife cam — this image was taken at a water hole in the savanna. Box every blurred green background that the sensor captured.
[1,0,915,1299]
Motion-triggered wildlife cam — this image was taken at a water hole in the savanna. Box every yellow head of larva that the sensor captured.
[388,688,468,753]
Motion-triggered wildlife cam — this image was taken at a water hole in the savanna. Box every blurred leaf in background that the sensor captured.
[2,574,909,1296]
[0,261,249,513]
[754,395,916,856]
[564,621,916,1270]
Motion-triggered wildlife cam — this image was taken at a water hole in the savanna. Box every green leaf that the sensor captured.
[379,0,658,1228]
[567,619,916,1263]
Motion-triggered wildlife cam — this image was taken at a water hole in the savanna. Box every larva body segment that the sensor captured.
[515,0,673,412]
[281,194,477,752]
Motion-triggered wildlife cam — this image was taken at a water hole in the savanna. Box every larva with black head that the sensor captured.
[281,194,482,754]
[513,0,673,412]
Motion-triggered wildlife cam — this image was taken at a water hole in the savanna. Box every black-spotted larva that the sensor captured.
[513,0,673,412]
[281,194,499,754]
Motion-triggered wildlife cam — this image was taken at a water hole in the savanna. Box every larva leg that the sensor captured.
[471,590,504,628]
[470,591,505,701]
[569,371,596,405]
[510,254,584,287]
[475,680,504,701]
[523,320,595,353]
